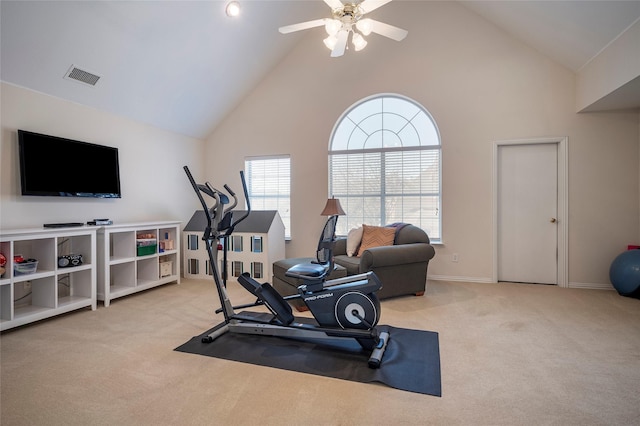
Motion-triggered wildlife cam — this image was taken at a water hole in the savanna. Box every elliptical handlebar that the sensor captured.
[183,166,251,239]
[231,171,250,230]
[184,166,217,240]
[222,184,237,213]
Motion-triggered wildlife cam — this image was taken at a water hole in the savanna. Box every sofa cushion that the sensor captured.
[333,254,361,275]
[356,224,396,256]
[346,226,363,257]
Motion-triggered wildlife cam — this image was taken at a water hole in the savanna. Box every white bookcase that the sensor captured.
[97,221,181,306]
[0,226,98,331]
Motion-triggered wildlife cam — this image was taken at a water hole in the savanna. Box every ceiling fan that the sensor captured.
[278,0,408,58]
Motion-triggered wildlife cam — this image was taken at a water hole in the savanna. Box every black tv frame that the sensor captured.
[18,130,122,198]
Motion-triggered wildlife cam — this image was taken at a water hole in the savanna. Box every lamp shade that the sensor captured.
[325,19,342,36]
[356,18,373,36]
[323,35,338,50]
[320,197,346,216]
[352,33,367,51]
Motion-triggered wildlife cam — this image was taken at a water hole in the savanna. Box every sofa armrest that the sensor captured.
[359,243,435,270]
[333,238,347,256]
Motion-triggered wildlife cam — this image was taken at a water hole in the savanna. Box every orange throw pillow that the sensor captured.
[356,224,396,257]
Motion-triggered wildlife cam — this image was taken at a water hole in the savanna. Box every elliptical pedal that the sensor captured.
[368,331,390,368]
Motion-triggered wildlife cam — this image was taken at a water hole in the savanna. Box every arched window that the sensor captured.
[328,94,441,241]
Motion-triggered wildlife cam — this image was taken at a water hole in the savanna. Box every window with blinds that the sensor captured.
[329,94,441,241]
[245,156,291,238]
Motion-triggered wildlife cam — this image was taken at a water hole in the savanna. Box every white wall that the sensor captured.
[0,82,205,230]
[204,1,639,287]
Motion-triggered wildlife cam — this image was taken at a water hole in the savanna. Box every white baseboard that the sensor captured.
[429,276,615,291]
[429,275,494,283]
[568,282,614,291]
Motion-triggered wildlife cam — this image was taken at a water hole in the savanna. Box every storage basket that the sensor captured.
[136,238,157,256]
[14,260,38,276]
[137,244,157,256]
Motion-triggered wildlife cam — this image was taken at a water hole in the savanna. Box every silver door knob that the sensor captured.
[550,218,557,223]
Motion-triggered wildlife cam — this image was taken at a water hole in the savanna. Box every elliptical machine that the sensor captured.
[183,166,390,368]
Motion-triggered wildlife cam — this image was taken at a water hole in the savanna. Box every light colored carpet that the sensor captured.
[1,278,639,425]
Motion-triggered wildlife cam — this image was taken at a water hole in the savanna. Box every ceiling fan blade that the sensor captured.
[279,19,327,34]
[358,0,393,14]
[368,19,408,41]
[324,0,344,11]
[331,30,349,57]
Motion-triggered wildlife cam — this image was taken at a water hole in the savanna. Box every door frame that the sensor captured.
[492,137,568,287]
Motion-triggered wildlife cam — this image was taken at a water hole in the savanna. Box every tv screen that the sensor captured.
[18,130,121,198]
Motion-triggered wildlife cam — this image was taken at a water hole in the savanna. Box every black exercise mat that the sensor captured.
[175,322,441,396]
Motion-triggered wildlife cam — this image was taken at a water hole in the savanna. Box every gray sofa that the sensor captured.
[332,224,436,300]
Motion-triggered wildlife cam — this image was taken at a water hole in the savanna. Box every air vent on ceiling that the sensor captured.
[64,65,101,87]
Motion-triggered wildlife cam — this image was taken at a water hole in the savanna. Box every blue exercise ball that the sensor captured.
[610,250,640,297]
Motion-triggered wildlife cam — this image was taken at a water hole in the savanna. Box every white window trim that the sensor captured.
[328,93,442,241]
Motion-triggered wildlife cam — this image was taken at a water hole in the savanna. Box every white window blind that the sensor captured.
[329,94,441,241]
[245,156,291,238]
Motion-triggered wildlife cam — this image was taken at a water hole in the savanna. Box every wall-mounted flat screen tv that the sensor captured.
[18,130,122,198]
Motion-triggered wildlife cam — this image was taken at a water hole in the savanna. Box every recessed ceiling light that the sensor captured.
[226,1,240,18]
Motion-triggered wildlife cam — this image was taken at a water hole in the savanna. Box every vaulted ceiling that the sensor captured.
[2,1,639,139]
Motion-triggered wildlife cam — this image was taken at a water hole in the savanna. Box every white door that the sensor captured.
[497,143,558,284]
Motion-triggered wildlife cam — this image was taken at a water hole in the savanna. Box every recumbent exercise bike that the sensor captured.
[183,166,390,368]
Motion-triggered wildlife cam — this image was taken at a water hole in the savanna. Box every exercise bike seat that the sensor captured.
[285,261,331,293]
[285,215,338,291]
[285,262,328,280]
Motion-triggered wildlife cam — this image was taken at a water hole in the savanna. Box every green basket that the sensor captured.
[137,244,157,256]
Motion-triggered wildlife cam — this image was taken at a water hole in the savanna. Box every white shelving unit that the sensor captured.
[0,226,98,331]
[97,221,181,306]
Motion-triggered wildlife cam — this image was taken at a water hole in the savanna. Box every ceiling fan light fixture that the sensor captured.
[325,19,342,36]
[356,18,373,36]
[324,34,338,50]
[352,32,367,51]
[225,1,241,17]
[278,0,407,58]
